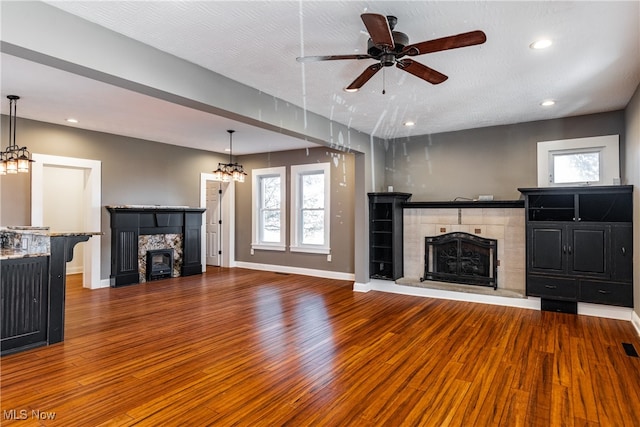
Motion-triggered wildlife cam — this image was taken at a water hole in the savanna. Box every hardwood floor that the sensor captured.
[1,267,639,426]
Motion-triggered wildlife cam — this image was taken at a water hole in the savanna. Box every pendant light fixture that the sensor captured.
[1,95,34,175]
[212,129,246,183]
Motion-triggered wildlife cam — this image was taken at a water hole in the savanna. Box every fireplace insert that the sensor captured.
[146,249,174,281]
[421,232,497,289]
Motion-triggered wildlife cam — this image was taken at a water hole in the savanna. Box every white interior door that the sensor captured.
[206,181,221,266]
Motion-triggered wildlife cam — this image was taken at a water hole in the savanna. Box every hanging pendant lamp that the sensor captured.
[212,130,246,183]
[1,95,34,175]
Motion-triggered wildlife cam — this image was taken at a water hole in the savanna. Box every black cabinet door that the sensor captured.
[529,225,565,273]
[611,225,633,282]
[1,257,49,355]
[570,226,607,276]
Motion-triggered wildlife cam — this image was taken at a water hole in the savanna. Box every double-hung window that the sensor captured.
[252,166,286,251]
[290,163,330,254]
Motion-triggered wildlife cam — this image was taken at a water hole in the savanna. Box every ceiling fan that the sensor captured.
[296,13,486,92]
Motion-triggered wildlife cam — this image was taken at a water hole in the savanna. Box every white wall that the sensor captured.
[43,166,85,274]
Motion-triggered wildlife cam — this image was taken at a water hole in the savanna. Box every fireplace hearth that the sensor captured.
[421,232,497,289]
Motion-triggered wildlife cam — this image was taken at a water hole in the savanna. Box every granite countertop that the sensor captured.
[0,228,101,260]
[49,231,102,237]
[0,249,50,260]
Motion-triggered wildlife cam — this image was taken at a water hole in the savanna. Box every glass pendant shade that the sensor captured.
[6,158,17,174]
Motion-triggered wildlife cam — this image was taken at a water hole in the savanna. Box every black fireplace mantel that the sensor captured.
[107,206,205,287]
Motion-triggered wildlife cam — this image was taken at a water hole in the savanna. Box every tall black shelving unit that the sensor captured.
[368,192,412,280]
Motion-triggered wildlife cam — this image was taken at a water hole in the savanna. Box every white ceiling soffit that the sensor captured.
[0,53,319,156]
[5,1,640,150]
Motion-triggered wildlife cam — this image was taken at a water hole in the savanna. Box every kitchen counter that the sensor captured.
[1,227,101,355]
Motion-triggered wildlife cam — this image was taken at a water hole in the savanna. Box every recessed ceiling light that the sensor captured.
[403,121,415,127]
[541,100,555,107]
[66,118,78,123]
[530,39,552,50]
[344,87,359,93]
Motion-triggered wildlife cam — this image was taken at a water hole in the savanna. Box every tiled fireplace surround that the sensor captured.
[402,206,526,294]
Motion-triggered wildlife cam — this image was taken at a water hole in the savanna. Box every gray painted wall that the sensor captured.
[234,148,355,273]
[384,111,626,201]
[624,84,640,318]
[0,116,230,279]
[0,117,360,279]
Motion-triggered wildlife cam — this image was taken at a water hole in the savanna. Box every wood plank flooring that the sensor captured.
[1,267,639,426]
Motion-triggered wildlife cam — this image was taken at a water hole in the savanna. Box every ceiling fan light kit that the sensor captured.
[297,13,486,92]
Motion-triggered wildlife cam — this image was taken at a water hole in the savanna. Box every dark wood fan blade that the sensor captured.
[361,13,394,49]
[402,30,487,56]
[345,63,383,91]
[396,59,448,84]
[296,54,372,63]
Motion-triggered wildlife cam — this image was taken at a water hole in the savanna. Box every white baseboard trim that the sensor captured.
[353,282,372,292]
[234,261,355,281]
[577,302,633,321]
[96,279,111,289]
[632,311,640,337]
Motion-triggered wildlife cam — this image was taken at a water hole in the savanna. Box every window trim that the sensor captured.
[290,162,331,254]
[537,135,619,187]
[252,166,286,251]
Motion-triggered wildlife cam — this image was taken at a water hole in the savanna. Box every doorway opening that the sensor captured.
[31,154,102,289]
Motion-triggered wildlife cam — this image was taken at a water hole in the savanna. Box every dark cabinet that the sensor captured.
[529,224,608,277]
[1,256,50,355]
[519,186,633,309]
[368,193,411,280]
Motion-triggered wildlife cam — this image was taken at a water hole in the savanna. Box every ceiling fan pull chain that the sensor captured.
[382,67,386,95]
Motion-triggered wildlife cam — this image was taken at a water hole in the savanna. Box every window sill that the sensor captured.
[251,244,286,252]
[290,246,331,255]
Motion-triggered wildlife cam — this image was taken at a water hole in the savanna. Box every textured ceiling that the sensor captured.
[2,1,639,154]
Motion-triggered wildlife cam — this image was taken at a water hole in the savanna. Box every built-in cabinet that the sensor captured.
[519,186,633,310]
[368,193,411,280]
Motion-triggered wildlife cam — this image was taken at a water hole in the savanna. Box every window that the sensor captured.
[537,135,619,187]
[290,163,330,254]
[550,148,602,184]
[252,166,286,251]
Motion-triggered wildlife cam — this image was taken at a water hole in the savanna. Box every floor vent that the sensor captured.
[622,343,639,358]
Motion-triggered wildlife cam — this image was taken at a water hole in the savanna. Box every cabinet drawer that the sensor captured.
[527,275,577,300]
[580,280,633,307]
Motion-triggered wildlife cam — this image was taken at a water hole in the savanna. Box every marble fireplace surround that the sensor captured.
[138,234,182,283]
[400,200,526,297]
